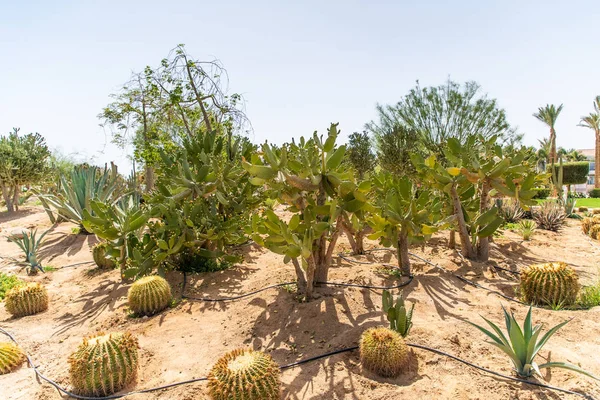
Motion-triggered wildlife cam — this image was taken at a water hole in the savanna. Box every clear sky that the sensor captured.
[1,0,599,170]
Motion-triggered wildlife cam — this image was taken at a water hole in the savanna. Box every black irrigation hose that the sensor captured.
[181,272,414,302]
[407,343,595,400]
[1,326,594,400]
[58,261,96,269]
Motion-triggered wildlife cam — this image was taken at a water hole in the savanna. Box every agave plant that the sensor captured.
[533,201,566,231]
[8,229,49,274]
[495,198,525,223]
[37,164,121,232]
[517,220,536,241]
[469,306,598,379]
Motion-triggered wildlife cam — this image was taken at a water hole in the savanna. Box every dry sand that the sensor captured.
[1,205,599,399]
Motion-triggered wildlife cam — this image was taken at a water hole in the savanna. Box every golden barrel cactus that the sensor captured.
[68,332,139,396]
[0,342,25,374]
[520,262,579,306]
[127,276,172,316]
[359,327,409,377]
[208,348,281,400]
[92,242,116,269]
[4,282,48,317]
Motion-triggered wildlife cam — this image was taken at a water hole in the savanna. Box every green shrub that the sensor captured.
[0,273,23,300]
[533,201,566,231]
[532,188,550,199]
[548,162,589,185]
[174,248,232,273]
[578,283,600,309]
[590,188,600,198]
[516,220,536,240]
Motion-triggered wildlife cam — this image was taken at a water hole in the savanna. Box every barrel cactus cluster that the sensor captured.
[0,342,25,375]
[208,348,281,400]
[359,327,409,378]
[520,262,579,307]
[68,331,139,397]
[4,282,49,317]
[127,275,172,316]
[92,242,116,269]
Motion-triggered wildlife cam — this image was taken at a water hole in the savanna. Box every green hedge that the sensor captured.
[590,188,600,198]
[547,162,589,185]
[532,188,551,199]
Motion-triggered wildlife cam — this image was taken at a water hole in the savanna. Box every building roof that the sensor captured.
[577,148,595,159]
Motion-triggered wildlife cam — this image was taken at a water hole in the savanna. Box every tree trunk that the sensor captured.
[12,186,19,211]
[145,167,155,192]
[304,256,316,299]
[397,229,410,276]
[475,182,491,261]
[450,184,475,258]
[449,230,456,249]
[2,184,15,213]
[550,128,557,164]
[595,130,600,189]
[292,258,308,295]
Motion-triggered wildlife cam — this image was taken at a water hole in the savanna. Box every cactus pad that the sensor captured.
[208,348,281,400]
[4,282,48,317]
[520,262,579,306]
[0,342,25,374]
[359,327,409,377]
[68,332,139,396]
[92,242,116,269]
[127,276,172,316]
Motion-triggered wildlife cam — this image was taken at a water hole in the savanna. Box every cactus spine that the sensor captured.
[68,332,139,396]
[520,262,579,306]
[127,276,172,316]
[0,342,25,374]
[4,282,48,317]
[92,242,116,269]
[359,327,409,378]
[208,348,281,400]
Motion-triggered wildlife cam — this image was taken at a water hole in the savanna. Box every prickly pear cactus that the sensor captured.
[359,327,409,377]
[208,348,281,400]
[520,262,579,306]
[4,282,48,317]
[0,342,25,374]
[92,242,116,269]
[127,276,172,316]
[68,332,139,396]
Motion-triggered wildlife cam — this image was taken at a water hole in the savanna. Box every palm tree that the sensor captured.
[579,112,600,188]
[533,104,563,164]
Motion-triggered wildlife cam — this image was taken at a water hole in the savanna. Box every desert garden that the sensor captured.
[1,46,600,399]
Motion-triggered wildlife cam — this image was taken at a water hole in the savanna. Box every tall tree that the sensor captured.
[533,104,563,164]
[345,131,376,180]
[0,128,51,212]
[578,112,600,188]
[367,80,515,157]
[369,124,421,178]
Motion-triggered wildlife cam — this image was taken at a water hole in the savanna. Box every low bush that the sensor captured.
[578,283,600,309]
[579,206,589,212]
[589,188,600,198]
[532,188,551,200]
[517,220,536,241]
[0,273,23,300]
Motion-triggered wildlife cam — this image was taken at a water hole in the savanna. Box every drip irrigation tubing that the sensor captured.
[341,248,532,307]
[0,326,594,400]
[180,272,414,302]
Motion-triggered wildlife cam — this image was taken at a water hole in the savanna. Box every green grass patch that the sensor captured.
[43,265,57,272]
[0,273,24,299]
[575,198,600,208]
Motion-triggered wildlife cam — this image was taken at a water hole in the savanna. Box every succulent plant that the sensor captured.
[382,290,414,337]
[0,342,25,374]
[92,242,116,269]
[591,224,600,240]
[582,217,594,234]
[533,201,566,231]
[4,282,48,317]
[127,276,172,316]
[208,348,281,400]
[8,229,49,275]
[359,327,409,378]
[520,262,579,307]
[68,332,139,397]
[516,219,537,241]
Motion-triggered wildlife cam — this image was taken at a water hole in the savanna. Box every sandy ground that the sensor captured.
[1,204,600,400]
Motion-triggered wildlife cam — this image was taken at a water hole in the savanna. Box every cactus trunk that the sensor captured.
[397,229,410,276]
[451,184,475,258]
[476,183,491,261]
